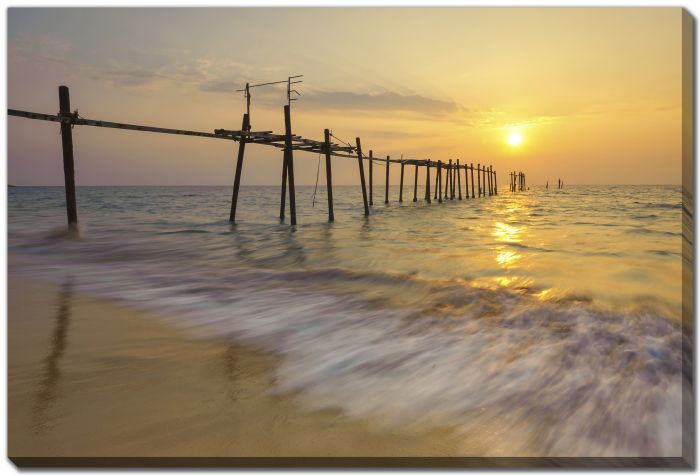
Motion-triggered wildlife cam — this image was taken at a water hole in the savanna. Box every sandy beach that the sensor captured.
[8,272,478,464]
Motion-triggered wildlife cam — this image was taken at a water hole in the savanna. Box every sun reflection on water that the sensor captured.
[493,221,522,243]
[492,209,526,289]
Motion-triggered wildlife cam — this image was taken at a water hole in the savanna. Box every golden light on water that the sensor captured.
[495,249,520,268]
[493,219,523,285]
[492,221,522,243]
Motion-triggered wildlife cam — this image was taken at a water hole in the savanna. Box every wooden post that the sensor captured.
[494,168,498,195]
[445,163,450,199]
[413,163,418,202]
[280,143,288,219]
[369,150,373,206]
[477,163,481,197]
[425,160,431,203]
[445,160,450,200]
[457,160,463,200]
[283,105,297,225]
[450,163,459,200]
[433,163,439,199]
[485,166,489,196]
[488,166,493,196]
[470,163,475,198]
[58,86,78,229]
[230,112,250,223]
[355,138,370,216]
[323,129,334,222]
[399,162,405,202]
[437,161,443,203]
[464,162,470,199]
[385,155,390,204]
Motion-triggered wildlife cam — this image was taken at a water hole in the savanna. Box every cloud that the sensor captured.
[9,36,461,118]
[296,90,461,117]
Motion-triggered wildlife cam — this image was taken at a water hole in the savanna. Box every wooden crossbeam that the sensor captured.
[9,109,234,141]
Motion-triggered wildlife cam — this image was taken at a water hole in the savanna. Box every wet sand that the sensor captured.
[8,274,469,461]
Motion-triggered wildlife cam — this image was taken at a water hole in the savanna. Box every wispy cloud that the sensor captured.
[299,90,461,117]
[10,35,464,119]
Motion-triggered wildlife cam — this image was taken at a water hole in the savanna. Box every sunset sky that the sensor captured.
[8,7,683,185]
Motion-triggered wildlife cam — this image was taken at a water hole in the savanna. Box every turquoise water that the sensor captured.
[8,184,688,456]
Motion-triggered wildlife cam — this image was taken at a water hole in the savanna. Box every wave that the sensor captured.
[10,254,686,457]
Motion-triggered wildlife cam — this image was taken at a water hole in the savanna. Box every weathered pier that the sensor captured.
[8,82,524,229]
[510,171,527,192]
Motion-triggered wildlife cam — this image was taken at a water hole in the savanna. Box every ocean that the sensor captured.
[8,184,689,457]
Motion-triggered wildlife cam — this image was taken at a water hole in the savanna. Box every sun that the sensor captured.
[507,131,524,147]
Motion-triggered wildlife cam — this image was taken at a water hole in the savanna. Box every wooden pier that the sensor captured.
[8,83,526,229]
[510,171,527,192]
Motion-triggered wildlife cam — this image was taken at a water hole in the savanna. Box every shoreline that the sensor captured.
[8,273,468,459]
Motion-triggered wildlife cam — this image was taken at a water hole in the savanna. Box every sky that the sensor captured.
[7,7,684,185]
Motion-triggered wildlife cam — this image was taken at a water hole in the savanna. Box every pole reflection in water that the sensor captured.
[31,278,72,435]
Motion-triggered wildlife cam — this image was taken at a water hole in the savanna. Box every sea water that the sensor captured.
[8,184,689,457]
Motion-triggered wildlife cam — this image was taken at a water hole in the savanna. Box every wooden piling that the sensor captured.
[385,155,390,204]
[280,142,288,219]
[283,105,297,225]
[488,166,493,196]
[494,169,498,195]
[484,164,488,196]
[464,162,470,199]
[355,138,370,216]
[369,150,374,206]
[437,160,443,203]
[425,160,431,203]
[434,163,439,199]
[323,129,334,222]
[457,160,463,199]
[58,86,78,229]
[470,163,475,198]
[399,162,405,202]
[445,160,450,200]
[230,112,250,223]
[413,163,418,202]
[450,162,456,200]
[477,164,481,197]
